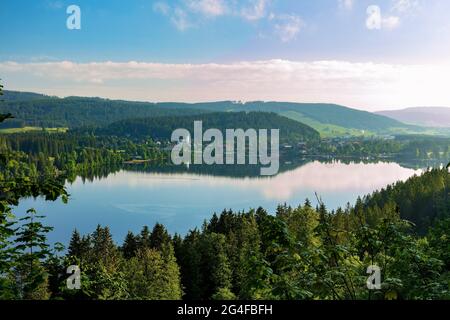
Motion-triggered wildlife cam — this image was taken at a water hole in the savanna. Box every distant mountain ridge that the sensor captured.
[1,90,53,101]
[0,90,425,137]
[376,107,450,128]
[181,101,411,135]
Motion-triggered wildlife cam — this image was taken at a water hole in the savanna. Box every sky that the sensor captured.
[1,0,450,111]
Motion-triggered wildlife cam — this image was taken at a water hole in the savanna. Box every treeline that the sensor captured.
[87,111,321,144]
[315,136,450,160]
[0,132,168,181]
[395,135,450,159]
[0,93,209,128]
[357,167,450,234]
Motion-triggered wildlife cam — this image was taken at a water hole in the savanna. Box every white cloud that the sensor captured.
[153,0,274,31]
[392,0,420,13]
[240,0,269,21]
[185,0,228,17]
[171,7,192,31]
[366,5,400,30]
[339,0,354,10]
[272,14,304,42]
[2,59,450,110]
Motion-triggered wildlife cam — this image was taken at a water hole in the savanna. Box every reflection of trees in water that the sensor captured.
[72,155,443,182]
[66,164,122,183]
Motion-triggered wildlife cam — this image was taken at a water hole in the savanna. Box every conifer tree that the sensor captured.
[13,209,53,299]
[123,247,182,300]
[68,229,82,258]
[122,231,138,259]
[150,223,171,251]
[138,225,151,249]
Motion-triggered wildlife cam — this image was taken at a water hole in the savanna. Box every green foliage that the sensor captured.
[359,168,450,234]
[0,92,210,128]
[0,85,68,299]
[123,247,182,300]
[91,111,320,144]
[11,209,55,299]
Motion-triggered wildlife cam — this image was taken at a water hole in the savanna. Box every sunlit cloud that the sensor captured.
[2,59,450,110]
[240,0,270,21]
[185,0,228,17]
[153,2,193,31]
[270,14,304,42]
[152,0,287,37]
[171,7,192,31]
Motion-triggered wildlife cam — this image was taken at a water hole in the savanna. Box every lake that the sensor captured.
[15,160,424,245]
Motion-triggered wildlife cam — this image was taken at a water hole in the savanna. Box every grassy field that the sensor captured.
[0,127,68,134]
[280,111,375,138]
[280,111,450,138]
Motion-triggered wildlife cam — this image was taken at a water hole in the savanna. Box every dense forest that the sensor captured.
[85,111,321,144]
[0,132,163,173]
[315,136,450,160]
[0,93,210,128]
[181,101,409,131]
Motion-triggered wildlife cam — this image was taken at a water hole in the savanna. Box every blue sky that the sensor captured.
[1,0,450,110]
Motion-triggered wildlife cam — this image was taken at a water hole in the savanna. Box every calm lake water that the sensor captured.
[16,160,423,245]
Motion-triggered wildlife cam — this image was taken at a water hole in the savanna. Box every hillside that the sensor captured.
[377,107,450,128]
[154,101,414,136]
[0,92,210,129]
[0,91,423,137]
[90,111,320,144]
[1,90,52,101]
[359,167,450,234]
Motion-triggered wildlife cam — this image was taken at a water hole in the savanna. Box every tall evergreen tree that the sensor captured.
[122,231,138,259]
[91,225,118,268]
[13,209,53,299]
[150,223,171,251]
[123,247,182,300]
[68,229,82,258]
[137,226,151,249]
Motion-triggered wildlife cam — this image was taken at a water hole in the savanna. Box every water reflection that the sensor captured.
[16,160,427,245]
[91,161,422,201]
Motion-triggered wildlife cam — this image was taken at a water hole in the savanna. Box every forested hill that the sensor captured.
[153,100,420,136]
[0,92,210,129]
[180,101,409,131]
[357,168,450,234]
[0,90,52,101]
[88,111,321,143]
[1,91,414,136]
